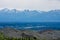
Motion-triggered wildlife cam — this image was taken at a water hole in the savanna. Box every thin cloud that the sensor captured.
[0,0,60,11]
[48,0,60,1]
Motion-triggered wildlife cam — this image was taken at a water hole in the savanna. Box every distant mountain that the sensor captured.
[0,8,60,22]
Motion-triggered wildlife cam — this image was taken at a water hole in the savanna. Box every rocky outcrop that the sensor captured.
[0,28,60,40]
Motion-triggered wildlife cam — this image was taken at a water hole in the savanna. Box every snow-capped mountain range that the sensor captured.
[0,8,60,22]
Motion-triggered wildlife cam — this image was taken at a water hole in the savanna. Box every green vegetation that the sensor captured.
[0,32,39,40]
[0,32,60,40]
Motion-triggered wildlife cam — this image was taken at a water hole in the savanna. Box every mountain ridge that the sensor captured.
[0,8,60,22]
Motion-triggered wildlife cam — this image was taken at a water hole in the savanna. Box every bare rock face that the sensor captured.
[0,28,60,40]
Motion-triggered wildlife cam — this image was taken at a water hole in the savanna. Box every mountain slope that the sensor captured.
[0,28,60,40]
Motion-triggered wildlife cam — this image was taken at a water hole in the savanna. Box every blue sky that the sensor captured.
[0,0,60,11]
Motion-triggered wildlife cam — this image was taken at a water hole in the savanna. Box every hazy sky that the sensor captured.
[0,0,60,11]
